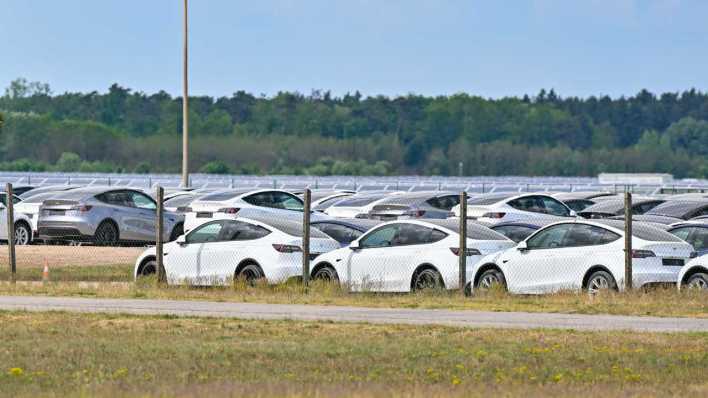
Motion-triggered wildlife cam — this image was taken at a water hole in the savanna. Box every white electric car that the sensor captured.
[467,220,696,295]
[677,255,708,290]
[451,193,575,224]
[0,192,33,245]
[134,216,340,285]
[309,219,515,292]
[183,189,305,231]
[323,192,401,218]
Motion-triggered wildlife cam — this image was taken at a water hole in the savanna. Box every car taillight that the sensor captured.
[177,206,192,212]
[70,205,92,212]
[449,247,482,256]
[631,249,655,258]
[272,244,302,253]
[218,207,240,214]
[689,251,698,259]
[482,212,506,219]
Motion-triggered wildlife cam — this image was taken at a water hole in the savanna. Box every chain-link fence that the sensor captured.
[3,183,702,295]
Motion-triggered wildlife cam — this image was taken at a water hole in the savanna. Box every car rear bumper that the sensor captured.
[37,220,96,240]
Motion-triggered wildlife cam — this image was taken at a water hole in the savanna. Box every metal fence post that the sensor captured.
[458,191,467,293]
[624,192,633,291]
[302,189,311,289]
[6,184,16,284]
[155,186,166,285]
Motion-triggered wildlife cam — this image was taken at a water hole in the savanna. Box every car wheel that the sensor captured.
[236,263,265,285]
[686,273,708,290]
[586,270,617,294]
[476,268,507,292]
[138,259,157,277]
[14,223,31,246]
[312,265,339,281]
[412,267,444,291]
[169,224,184,242]
[94,221,119,246]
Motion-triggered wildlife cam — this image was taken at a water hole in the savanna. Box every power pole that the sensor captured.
[181,0,190,188]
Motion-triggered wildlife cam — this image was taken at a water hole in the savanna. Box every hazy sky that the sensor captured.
[2,0,707,98]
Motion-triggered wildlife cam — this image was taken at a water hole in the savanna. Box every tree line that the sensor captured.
[1,78,707,177]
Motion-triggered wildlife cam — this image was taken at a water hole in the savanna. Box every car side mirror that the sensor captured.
[176,235,187,246]
[517,241,529,251]
[349,241,361,250]
[569,210,577,217]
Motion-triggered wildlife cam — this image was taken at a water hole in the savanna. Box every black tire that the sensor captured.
[169,223,184,242]
[475,268,507,292]
[235,263,265,285]
[412,267,444,291]
[312,265,339,282]
[685,272,708,290]
[94,221,119,246]
[14,222,31,246]
[585,270,617,294]
[138,259,157,277]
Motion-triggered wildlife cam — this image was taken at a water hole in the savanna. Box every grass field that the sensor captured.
[1,311,706,397]
[0,277,706,318]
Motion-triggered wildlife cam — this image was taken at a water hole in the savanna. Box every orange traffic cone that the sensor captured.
[42,260,50,283]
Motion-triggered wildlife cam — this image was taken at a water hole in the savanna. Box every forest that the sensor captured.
[1,78,707,177]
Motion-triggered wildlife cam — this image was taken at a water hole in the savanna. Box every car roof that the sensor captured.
[540,219,682,242]
[645,200,708,219]
[48,186,147,200]
[220,216,331,239]
[465,192,518,205]
[490,218,559,229]
[579,198,664,215]
[373,191,457,206]
[552,191,613,200]
[311,218,384,231]
[413,219,511,241]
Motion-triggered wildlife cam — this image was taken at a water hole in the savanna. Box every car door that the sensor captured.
[198,221,272,283]
[100,190,140,241]
[127,191,158,241]
[347,224,401,291]
[500,224,573,293]
[164,221,225,283]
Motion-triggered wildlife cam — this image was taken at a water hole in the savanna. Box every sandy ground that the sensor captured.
[0,245,143,268]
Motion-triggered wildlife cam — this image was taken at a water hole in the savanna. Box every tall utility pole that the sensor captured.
[181,0,190,188]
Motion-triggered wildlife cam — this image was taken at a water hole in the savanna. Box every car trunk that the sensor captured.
[368,204,411,220]
[40,200,79,216]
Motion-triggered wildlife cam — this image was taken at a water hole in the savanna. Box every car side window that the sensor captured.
[219,221,271,241]
[563,224,620,247]
[670,227,693,242]
[526,224,573,249]
[392,224,446,246]
[272,192,304,211]
[690,228,708,251]
[566,200,594,212]
[493,225,536,243]
[635,201,662,215]
[508,197,537,212]
[313,223,363,245]
[540,197,571,217]
[130,192,157,210]
[242,192,270,207]
[186,221,224,244]
[427,195,460,211]
[360,225,399,248]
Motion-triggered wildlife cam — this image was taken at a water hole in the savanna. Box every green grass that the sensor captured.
[0,311,706,397]
[0,277,706,318]
[0,265,132,282]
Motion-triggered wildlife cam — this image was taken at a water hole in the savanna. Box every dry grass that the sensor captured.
[0,245,142,268]
[0,311,706,397]
[0,278,706,318]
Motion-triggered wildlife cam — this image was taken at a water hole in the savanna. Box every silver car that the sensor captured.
[366,191,460,220]
[37,187,184,245]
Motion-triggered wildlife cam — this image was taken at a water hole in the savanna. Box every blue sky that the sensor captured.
[2,0,707,98]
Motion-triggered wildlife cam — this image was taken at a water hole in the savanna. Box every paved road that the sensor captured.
[0,296,706,332]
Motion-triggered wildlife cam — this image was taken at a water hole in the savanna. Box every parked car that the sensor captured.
[8,185,36,197]
[668,221,708,256]
[365,191,460,221]
[615,214,684,225]
[0,193,33,245]
[488,219,559,243]
[466,220,695,295]
[642,200,708,221]
[310,219,515,292]
[311,218,383,246]
[579,198,665,219]
[552,191,614,212]
[134,217,340,285]
[14,191,72,239]
[323,192,401,218]
[184,189,305,231]
[677,255,708,290]
[37,187,184,245]
[452,193,575,223]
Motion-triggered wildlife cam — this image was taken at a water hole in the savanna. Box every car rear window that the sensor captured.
[164,195,197,207]
[424,219,510,240]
